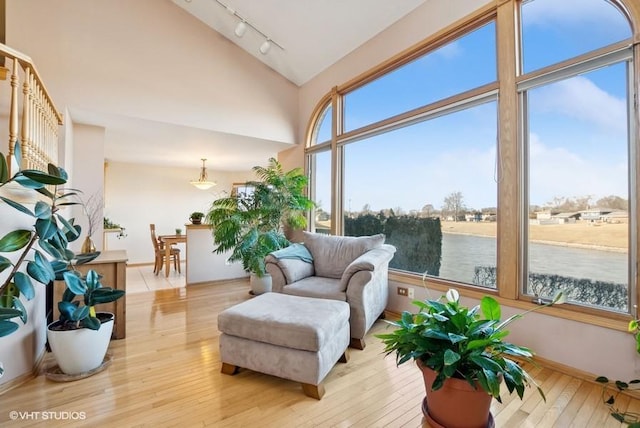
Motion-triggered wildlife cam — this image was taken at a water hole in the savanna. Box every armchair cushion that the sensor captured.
[301,232,385,279]
[282,276,346,301]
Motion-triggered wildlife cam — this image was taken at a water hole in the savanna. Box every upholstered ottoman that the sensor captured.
[218,292,350,399]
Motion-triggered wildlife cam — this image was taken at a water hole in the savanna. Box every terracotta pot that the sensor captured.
[418,360,493,428]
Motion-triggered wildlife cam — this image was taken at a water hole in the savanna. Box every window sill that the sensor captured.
[388,270,633,333]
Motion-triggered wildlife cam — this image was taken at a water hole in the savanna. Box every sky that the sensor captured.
[313,0,632,215]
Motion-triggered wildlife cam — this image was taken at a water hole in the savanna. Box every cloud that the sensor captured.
[528,133,627,206]
[434,40,462,60]
[522,0,629,28]
[533,76,627,136]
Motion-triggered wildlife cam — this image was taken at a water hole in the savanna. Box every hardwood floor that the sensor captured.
[1,279,636,427]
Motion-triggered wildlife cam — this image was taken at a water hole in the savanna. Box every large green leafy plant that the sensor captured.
[0,149,123,376]
[205,158,315,277]
[377,288,564,402]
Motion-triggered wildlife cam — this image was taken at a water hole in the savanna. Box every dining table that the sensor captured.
[158,234,187,277]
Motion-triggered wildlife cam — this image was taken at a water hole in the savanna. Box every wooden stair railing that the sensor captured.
[0,42,62,175]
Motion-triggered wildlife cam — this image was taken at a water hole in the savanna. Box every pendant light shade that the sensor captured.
[190,158,216,190]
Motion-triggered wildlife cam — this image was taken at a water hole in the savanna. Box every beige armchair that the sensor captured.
[265,232,396,349]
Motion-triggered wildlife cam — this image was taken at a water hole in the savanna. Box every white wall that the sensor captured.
[104,161,254,264]
[69,123,106,252]
[0,203,48,386]
[6,0,299,146]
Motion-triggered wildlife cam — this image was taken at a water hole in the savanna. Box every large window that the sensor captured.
[520,0,633,311]
[305,0,637,316]
[343,101,497,285]
[310,150,331,234]
[344,22,496,132]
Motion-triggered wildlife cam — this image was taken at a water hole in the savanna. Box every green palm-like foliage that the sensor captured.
[377,289,564,403]
[252,158,315,230]
[205,158,314,277]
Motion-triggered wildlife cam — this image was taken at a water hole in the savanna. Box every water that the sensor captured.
[438,233,628,285]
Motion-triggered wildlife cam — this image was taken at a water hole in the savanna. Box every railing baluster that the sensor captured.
[1,44,62,175]
[8,58,19,174]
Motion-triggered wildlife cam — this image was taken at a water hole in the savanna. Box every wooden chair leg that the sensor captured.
[154,254,162,275]
[176,252,181,273]
[302,383,325,400]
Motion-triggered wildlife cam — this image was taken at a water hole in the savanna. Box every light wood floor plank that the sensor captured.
[1,279,637,427]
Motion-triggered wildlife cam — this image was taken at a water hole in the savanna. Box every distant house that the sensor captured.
[602,210,629,223]
[579,208,613,222]
[535,211,553,221]
[551,212,580,224]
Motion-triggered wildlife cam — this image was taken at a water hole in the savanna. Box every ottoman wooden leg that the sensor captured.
[339,350,350,363]
[302,382,325,400]
[221,363,239,375]
[350,338,366,350]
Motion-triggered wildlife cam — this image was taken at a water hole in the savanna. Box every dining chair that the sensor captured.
[149,224,181,275]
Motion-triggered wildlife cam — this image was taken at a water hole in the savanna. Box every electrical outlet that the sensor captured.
[397,287,408,296]
[408,287,415,299]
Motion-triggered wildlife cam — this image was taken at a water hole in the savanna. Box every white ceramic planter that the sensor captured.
[47,313,114,375]
[250,273,272,295]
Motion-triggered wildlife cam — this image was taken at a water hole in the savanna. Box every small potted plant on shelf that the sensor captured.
[189,212,204,225]
[103,217,127,239]
[376,288,565,428]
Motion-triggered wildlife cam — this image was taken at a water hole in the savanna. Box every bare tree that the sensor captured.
[421,203,434,217]
[443,191,465,221]
[596,195,628,211]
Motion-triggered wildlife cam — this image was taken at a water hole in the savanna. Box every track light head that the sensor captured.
[259,40,272,55]
[235,21,247,37]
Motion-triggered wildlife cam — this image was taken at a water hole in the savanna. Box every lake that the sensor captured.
[438,232,628,286]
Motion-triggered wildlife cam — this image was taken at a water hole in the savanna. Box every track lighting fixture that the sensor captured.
[214,0,284,54]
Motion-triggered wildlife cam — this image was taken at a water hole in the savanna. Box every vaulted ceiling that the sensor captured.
[172,0,426,86]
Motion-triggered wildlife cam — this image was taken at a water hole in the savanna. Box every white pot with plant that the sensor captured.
[48,269,124,375]
[0,148,124,378]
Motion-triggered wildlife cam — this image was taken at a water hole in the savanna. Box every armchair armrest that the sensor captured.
[265,254,315,286]
[340,244,395,289]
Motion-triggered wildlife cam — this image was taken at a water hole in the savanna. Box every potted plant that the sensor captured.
[377,288,565,428]
[189,212,204,225]
[0,148,123,378]
[103,217,127,239]
[48,269,124,375]
[205,158,314,295]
